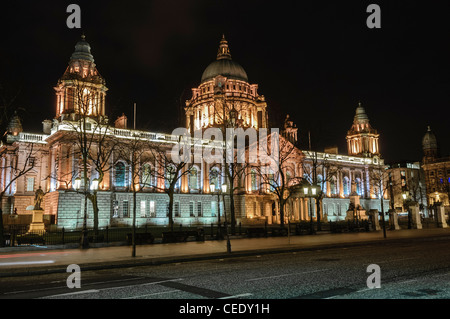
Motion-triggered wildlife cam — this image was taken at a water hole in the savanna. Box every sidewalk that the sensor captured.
[1,228,450,278]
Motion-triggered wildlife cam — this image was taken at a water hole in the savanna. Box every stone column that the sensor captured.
[388,209,400,230]
[368,209,381,230]
[408,202,422,229]
[435,203,448,228]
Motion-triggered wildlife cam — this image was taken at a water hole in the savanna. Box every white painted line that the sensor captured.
[0,260,55,266]
[122,290,180,299]
[246,269,328,282]
[44,289,99,298]
[398,279,417,285]
[219,293,253,299]
[93,278,184,292]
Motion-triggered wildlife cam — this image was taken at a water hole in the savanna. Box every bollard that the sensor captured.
[62,227,65,245]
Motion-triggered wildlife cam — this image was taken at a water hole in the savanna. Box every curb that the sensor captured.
[1,232,450,278]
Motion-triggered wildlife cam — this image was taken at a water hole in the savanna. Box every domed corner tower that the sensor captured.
[346,102,380,158]
[185,35,268,133]
[54,34,108,122]
[422,125,439,163]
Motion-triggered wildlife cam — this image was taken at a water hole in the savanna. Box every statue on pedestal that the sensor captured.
[34,186,44,211]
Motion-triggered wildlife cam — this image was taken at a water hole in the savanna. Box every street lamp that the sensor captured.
[221,183,232,253]
[91,178,99,191]
[210,183,223,239]
[74,177,81,190]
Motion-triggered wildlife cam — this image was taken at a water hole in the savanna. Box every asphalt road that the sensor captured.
[1,238,450,301]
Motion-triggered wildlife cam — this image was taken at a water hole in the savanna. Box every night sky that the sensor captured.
[0,0,449,164]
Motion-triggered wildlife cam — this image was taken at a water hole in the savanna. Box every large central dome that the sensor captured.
[201,35,248,83]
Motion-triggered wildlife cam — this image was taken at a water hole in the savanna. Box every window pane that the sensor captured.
[123,200,129,217]
[115,162,126,187]
[140,201,146,217]
[26,177,35,192]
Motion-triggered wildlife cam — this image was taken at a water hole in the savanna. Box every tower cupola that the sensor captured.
[54,34,108,121]
[346,102,380,157]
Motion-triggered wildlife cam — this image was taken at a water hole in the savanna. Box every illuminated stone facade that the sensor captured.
[0,35,389,230]
[421,126,450,209]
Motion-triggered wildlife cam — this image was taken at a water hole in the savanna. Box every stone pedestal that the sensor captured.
[435,203,448,228]
[28,209,45,232]
[345,210,354,221]
[388,209,400,230]
[409,203,422,230]
[369,209,381,231]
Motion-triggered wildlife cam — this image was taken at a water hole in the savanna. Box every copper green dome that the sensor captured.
[70,34,94,62]
[201,35,248,83]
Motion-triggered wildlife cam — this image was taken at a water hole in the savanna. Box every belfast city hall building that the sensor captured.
[0,35,389,230]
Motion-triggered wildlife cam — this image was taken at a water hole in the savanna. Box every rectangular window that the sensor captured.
[140,200,146,218]
[189,202,194,217]
[211,201,217,217]
[174,202,180,217]
[149,200,156,217]
[197,202,202,217]
[123,200,129,218]
[26,177,35,192]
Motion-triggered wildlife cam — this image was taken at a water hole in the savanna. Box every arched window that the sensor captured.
[209,167,221,189]
[115,162,126,187]
[356,177,362,195]
[251,169,258,191]
[268,170,276,192]
[317,174,325,192]
[189,166,199,190]
[330,177,337,195]
[343,176,350,196]
[165,164,179,189]
[141,163,154,187]
[286,170,292,186]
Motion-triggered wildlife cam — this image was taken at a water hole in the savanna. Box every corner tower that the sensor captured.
[185,35,268,133]
[346,102,380,157]
[422,126,439,163]
[54,35,108,121]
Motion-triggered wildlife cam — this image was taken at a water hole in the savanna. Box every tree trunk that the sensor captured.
[380,197,387,238]
[0,194,4,248]
[279,199,285,227]
[89,192,99,239]
[316,197,322,231]
[132,190,136,257]
[229,188,236,235]
[168,190,174,232]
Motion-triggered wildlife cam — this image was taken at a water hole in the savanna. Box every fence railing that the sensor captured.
[2,217,449,247]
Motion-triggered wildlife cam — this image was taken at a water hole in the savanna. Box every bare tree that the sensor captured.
[301,150,340,230]
[115,133,149,257]
[0,143,40,246]
[368,163,392,238]
[256,131,301,227]
[148,136,191,232]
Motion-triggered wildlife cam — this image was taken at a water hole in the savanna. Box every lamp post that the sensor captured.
[221,183,232,253]
[210,183,223,240]
[303,184,319,235]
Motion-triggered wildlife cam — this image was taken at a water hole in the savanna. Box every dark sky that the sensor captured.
[0,0,449,163]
